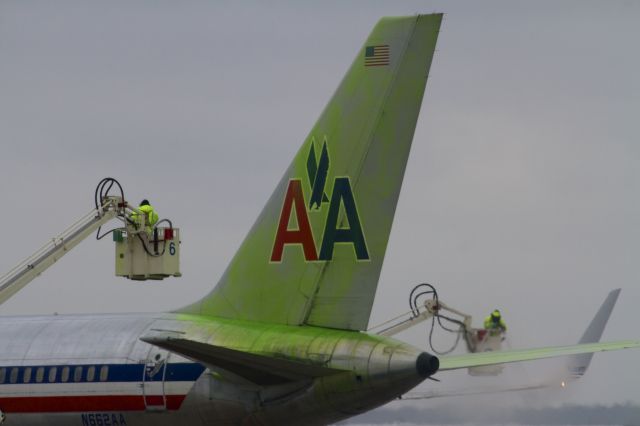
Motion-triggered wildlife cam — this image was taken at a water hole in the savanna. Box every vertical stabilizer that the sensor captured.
[180,14,443,330]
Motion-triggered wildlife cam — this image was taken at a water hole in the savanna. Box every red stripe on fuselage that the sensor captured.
[0,395,186,413]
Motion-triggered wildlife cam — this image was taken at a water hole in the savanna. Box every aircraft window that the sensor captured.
[36,367,45,383]
[48,367,57,383]
[61,367,70,383]
[23,367,32,383]
[10,368,18,384]
[99,366,109,382]
[0,368,5,384]
[86,366,95,382]
[74,366,83,382]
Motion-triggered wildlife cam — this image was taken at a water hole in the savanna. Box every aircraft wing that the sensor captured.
[400,382,551,401]
[141,335,347,386]
[441,288,632,372]
[402,341,620,401]
[402,342,624,400]
[403,289,629,400]
[438,340,640,371]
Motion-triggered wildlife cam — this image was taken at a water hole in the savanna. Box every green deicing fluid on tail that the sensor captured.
[178,14,443,331]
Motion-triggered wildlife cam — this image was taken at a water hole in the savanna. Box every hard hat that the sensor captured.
[140,199,150,207]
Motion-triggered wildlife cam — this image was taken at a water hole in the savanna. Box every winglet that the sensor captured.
[566,288,621,378]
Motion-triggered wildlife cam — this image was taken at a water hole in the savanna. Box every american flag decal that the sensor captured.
[364,45,390,67]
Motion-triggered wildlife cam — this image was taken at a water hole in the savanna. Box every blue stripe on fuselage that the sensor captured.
[0,363,205,384]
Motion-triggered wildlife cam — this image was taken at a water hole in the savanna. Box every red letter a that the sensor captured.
[270,180,318,262]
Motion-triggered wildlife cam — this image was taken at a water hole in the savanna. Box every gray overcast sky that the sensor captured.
[1,0,638,408]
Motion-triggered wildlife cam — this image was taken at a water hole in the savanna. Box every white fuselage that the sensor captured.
[0,313,429,426]
[0,313,215,425]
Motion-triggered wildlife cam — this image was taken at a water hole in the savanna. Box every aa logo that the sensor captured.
[271,138,370,262]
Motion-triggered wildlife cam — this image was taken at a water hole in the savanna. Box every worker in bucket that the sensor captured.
[484,309,507,335]
[131,199,159,233]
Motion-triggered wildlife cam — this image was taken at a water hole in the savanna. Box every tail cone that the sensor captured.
[416,352,439,378]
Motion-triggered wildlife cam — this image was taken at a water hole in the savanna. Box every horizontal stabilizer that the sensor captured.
[439,340,640,371]
[140,335,346,386]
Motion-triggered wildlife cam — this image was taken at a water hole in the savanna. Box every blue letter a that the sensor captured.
[319,177,369,261]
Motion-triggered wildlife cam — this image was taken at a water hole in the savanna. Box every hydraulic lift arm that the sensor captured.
[0,176,182,307]
[0,196,125,306]
[369,284,506,374]
[375,299,473,337]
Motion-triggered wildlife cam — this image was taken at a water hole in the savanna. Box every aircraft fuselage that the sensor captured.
[0,313,431,425]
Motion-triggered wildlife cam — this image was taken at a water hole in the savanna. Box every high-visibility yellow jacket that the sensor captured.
[131,204,159,228]
[484,315,507,331]
[139,204,159,226]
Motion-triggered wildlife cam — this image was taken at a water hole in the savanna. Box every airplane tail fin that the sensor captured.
[179,14,443,330]
[566,288,621,378]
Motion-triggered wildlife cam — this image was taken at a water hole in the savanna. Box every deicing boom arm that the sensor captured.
[0,197,125,306]
[374,300,472,337]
